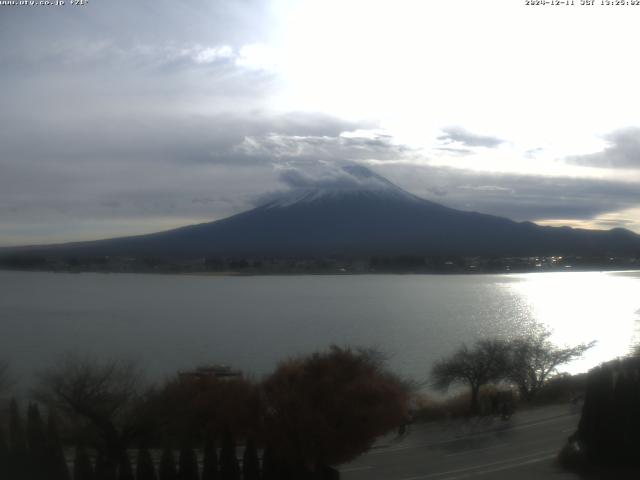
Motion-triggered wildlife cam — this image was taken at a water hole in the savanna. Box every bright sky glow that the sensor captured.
[274,0,640,152]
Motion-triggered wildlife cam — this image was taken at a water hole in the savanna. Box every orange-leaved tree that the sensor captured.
[261,346,411,470]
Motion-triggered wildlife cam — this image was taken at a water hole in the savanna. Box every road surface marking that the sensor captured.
[510,416,575,432]
[397,449,557,480]
[339,465,372,472]
[445,443,507,457]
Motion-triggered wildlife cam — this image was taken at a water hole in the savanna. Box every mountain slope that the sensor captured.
[3,165,640,258]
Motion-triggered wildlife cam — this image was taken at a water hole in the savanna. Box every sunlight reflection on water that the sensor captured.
[506,271,640,374]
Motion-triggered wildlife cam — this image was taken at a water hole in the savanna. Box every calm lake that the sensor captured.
[1,270,640,388]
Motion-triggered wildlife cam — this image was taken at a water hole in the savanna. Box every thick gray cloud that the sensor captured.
[377,164,640,223]
[252,162,405,206]
[0,0,280,123]
[567,127,640,168]
[0,111,374,237]
[0,1,272,54]
[278,167,366,190]
[234,131,409,165]
[277,163,392,190]
[0,110,362,167]
[437,126,505,148]
[434,146,473,156]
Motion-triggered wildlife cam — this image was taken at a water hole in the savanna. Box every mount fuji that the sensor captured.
[4,165,640,259]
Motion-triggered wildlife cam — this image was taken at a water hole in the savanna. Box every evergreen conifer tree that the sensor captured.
[159,446,178,480]
[242,438,260,480]
[178,442,199,480]
[9,399,27,480]
[47,411,71,480]
[73,446,95,480]
[0,426,9,480]
[260,447,277,480]
[27,403,48,479]
[201,434,219,480]
[136,446,157,480]
[95,452,117,480]
[219,428,240,480]
[117,451,135,480]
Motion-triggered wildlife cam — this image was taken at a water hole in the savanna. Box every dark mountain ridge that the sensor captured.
[2,165,640,259]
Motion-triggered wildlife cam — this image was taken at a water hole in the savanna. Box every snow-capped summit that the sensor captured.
[263,164,422,209]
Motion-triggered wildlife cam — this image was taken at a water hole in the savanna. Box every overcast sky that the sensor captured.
[2,0,640,246]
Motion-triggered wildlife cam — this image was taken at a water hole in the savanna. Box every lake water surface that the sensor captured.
[1,270,639,388]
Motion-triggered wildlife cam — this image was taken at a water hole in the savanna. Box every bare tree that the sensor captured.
[506,327,594,402]
[32,353,144,465]
[431,339,510,414]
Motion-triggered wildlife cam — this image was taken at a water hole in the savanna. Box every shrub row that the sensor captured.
[0,401,340,479]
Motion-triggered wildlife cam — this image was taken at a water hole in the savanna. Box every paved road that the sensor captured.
[339,404,582,480]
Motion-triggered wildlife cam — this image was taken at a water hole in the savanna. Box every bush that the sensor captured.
[149,374,260,443]
[557,438,589,472]
[576,356,640,468]
[412,385,516,421]
[262,346,411,468]
[530,373,587,406]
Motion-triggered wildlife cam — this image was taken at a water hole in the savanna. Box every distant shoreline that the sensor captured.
[2,266,640,277]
